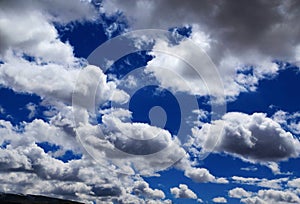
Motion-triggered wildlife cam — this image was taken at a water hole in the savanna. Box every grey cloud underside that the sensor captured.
[191,112,300,172]
[103,0,300,63]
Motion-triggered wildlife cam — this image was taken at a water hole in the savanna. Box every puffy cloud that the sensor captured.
[133,181,165,199]
[0,0,96,64]
[0,117,178,203]
[145,33,278,102]
[0,56,128,109]
[191,112,300,173]
[101,0,300,101]
[183,167,228,184]
[229,187,252,198]
[212,197,227,203]
[241,189,300,204]
[76,108,188,175]
[170,184,197,199]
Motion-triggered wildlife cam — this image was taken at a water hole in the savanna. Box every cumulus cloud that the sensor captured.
[0,118,176,203]
[0,0,181,203]
[229,187,252,199]
[76,108,223,179]
[0,0,96,64]
[183,166,228,184]
[170,184,197,199]
[133,181,165,199]
[191,112,300,173]
[102,0,300,64]
[212,197,227,203]
[0,55,128,110]
[101,0,300,101]
[241,189,300,204]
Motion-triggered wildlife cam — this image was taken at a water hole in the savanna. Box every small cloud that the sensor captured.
[241,166,258,172]
[212,197,227,203]
[170,184,197,199]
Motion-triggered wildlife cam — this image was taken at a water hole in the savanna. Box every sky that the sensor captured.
[0,0,300,203]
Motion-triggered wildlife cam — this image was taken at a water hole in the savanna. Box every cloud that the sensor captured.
[240,166,258,172]
[229,187,252,199]
[212,197,227,203]
[191,112,300,173]
[145,32,278,102]
[0,55,128,110]
[100,0,300,101]
[241,189,300,204]
[0,1,177,203]
[287,178,300,189]
[102,0,300,64]
[0,0,96,64]
[183,167,228,184]
[0,117,177,203]
[232,176,289,190]
[133,180,165,199]
[272,110,300,135]
[170,184,197,199]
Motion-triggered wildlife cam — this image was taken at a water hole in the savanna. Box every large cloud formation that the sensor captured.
[191,112,300,173]
[102,0,300,101]
[1,0,300,203]
[0,0,228,203]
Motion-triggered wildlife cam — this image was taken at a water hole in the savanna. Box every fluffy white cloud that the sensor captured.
[229,187,252,198]
[145,32,278,102]
[133,181,165,199]
[75,108,184,175]
[0,0,96,64]
[241,189,300,204]
[191,112,300,173]
[183,167,228,184]
[212,197,227,203]
[170,184,197,199]
[0,55,128,109]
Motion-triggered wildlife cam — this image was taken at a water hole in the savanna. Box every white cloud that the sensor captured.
[191,112,300,173]
[0,55,128,110]
[170,184,197,199]
[232,176,289,190]
[241,166,258,172]
[272,110,300,135]
[133,181,165,199]
[287,178,300,189]
[0,118,177,203]
[0,0,96,64]
[241,189,300,204]
[229,187,252,198]
[77,108,185,174]
[183,167,228,184]
[212,197,227,203]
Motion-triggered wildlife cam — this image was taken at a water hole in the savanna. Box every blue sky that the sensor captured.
[0,1,300,203]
